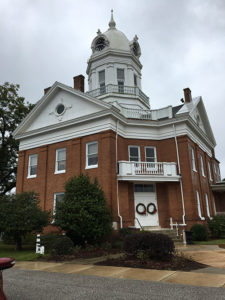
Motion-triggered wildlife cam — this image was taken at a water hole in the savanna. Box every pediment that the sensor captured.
[190,97,216,146]
[14,82,111,136]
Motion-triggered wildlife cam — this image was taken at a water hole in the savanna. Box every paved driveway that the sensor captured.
[4,268,225,300]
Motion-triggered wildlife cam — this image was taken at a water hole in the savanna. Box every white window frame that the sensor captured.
[145,146,157,162]
[205,193,211,219]
[52,193,64,223]
[134,74,137,87]
[214,163,217,181]
[28,154,38,178]
[55,148,66,174]
[200,155,205,177]
[191,148,197,172]
[208,161,212,181]
[217,165,221,181]
[128,145,140,162]
[99,70,105,94]
[117,68,125,93]
[86,141,98,169]
[196,190,205,220]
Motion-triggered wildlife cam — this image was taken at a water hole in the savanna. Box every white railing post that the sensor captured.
[118,161,178,177]
[36,234,45,255]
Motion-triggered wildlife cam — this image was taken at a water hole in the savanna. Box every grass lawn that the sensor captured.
[193,239,225,245]
[0,242,39,261]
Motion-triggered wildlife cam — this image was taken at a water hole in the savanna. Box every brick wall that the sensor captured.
[16,130,219,230]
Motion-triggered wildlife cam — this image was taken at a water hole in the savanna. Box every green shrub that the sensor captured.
[123,232,175,260]
[54,174,112,246]
[118,228,132,238]
[208,215,225,238]
[22,233,37,245]
[40,234,58,253]
[50,235,74,256]
[190,224,208,241]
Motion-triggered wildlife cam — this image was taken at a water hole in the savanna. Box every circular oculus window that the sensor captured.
[56,104,65,115]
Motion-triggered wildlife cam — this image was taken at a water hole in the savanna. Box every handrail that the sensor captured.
[135,217,143,230]
[118,161,178,177]
[87,84,149,105]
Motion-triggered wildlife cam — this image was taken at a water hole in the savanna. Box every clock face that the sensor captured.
[95,37,106,51]
[132,42,139,56]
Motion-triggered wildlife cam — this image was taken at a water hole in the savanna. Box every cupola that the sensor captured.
[86,10,149,109]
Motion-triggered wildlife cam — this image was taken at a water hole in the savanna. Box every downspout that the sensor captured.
[116,120,123,228]
[173,124,186,244]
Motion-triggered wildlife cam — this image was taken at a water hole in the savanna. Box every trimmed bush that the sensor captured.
[123,232,175,260]
[50,235,74,256]
[54,174,112,246]
[118,228,132,238]
[40,234,58,253]
[190,224,208,241]
[208,215,225,238]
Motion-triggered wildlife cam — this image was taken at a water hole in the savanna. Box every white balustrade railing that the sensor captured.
[118,161,178,177]
[121,108,152,120]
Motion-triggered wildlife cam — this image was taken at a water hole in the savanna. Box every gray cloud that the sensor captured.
[0,0,224,177]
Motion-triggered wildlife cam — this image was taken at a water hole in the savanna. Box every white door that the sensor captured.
[134,184,159,228]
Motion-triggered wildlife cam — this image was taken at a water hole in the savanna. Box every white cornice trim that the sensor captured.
[87,49,142,74]
[117,175,180,182]
[15,109,115,140]
[18,107,215,157]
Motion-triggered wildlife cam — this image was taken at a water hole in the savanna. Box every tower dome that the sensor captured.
[103,28,130,52]
[90,10,141,57]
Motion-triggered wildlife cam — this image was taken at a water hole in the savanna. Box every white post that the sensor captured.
[36,234,45,255]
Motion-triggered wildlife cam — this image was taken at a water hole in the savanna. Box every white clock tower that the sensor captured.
[86,10,150,109]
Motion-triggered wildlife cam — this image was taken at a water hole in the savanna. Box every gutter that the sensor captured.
[173,124,187,244]
[116,120,123,228]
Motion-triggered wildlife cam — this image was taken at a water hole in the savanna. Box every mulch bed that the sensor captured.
[95,254,208,272]
[42,247,208,271]
[41,248,121,261]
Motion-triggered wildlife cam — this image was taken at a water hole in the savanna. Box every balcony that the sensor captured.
[87,84,149,106]
[117,161,180,182]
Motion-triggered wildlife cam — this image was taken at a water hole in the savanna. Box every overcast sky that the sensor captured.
[0,0,224,177]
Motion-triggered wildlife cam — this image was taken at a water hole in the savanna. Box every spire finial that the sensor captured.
[109,9,116,29]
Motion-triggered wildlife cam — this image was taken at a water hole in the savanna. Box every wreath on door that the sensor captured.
[147,203,157,215]
[136,203,146,215]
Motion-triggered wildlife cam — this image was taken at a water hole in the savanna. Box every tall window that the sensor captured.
[28,154,38,178]
[99,70,105,94]
[117,68,124,93]
[134,74,137,87]
[53,193,64,220]
[214,163,217,181]
[145,147,157,162]
[196,190,205,220]
[208,161,212,181]
[86,141,98,168]
[191,148,196,171]
[55,148,66,173]
[205,193,211,218]
[128,146,140,162]
[200,155,205,177]
[134,184,155,193]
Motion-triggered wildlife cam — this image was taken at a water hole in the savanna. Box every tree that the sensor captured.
[55,174,112,245]
[0,82,34,196]
[0,192,50,250]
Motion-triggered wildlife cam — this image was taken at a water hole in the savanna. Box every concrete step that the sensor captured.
[142,227,181,242]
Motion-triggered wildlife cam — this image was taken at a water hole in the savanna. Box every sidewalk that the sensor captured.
[13,244,225,288]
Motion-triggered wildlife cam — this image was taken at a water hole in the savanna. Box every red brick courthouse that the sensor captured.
[14,12,225,241]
